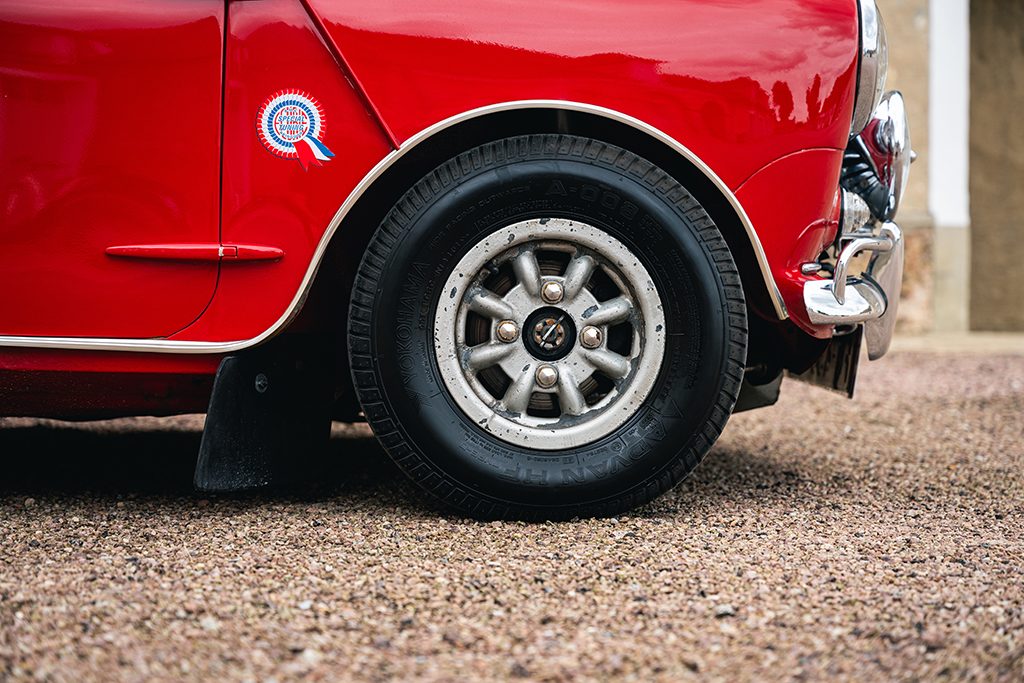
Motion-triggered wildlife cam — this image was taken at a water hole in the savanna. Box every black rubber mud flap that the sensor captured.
[194,337,333,492]
[733,370,783,413]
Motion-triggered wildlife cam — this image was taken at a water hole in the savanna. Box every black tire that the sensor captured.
[349,135,747,520]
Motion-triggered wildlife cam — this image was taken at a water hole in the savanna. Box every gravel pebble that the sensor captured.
[1,352,1022,681]
[714,604,736,618]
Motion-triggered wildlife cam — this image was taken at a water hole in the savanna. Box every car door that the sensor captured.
[0,1,223,338]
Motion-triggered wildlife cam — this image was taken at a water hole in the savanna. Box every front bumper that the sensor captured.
[803,221,903,360]
[802,90,911,360]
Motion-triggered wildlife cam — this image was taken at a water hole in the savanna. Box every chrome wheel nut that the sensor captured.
[541,281,564,304]
[535,364,559,388]
[496,320,519,343]
[580,325,602,349]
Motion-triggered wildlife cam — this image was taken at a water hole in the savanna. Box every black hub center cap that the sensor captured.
[523,306,576,361]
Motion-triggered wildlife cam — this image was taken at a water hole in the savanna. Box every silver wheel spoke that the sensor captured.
[466,287,515,320]
[583,348,631,379]
[466,342,514,370]
[502,368,535,414]
[556,367,587,416]
[562,254,596,300]
[435,218,666,450]
[512,250,542,297]
[583,296,633,326]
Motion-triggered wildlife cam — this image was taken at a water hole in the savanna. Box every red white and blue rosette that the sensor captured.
[256,89,335,170]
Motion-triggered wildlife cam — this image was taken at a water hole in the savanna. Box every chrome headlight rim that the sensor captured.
[870,91,911,219]
[840,91,912,223]
[851,0,889,135]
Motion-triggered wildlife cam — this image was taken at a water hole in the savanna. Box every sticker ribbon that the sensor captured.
[292,135,335,170]
[256,90,335,171]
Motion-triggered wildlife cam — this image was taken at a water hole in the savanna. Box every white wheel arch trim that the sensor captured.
[0,100,787,354]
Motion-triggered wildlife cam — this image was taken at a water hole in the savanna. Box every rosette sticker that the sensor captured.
[256,89,335,170]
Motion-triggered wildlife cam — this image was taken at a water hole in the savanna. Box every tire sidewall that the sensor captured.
[367,153,736,513]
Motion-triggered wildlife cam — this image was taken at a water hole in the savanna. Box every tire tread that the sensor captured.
[348,134,747,520]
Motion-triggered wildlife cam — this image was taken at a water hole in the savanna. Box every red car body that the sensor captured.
[0,0,906,427]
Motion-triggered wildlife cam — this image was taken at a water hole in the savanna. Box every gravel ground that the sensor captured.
[1,351,1022,682]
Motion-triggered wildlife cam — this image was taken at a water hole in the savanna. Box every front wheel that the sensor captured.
[349,135,746,519]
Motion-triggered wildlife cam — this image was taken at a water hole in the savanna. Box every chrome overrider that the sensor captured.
[803,219,903,360]
[803,91,912,360]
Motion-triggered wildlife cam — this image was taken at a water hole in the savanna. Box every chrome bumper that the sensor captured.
[804,87,912,362]
[803,222,903,360]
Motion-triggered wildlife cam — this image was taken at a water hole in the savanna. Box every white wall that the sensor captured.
[928,0,970,229]
[928,0,971,331]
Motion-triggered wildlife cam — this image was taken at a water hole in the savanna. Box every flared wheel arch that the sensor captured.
[316,103,787,338]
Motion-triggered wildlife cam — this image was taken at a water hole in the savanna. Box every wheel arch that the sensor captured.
[313,101,787,341]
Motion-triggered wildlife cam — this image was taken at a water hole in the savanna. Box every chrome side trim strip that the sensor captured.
[0,335,231,353]
[0,99,787,354]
